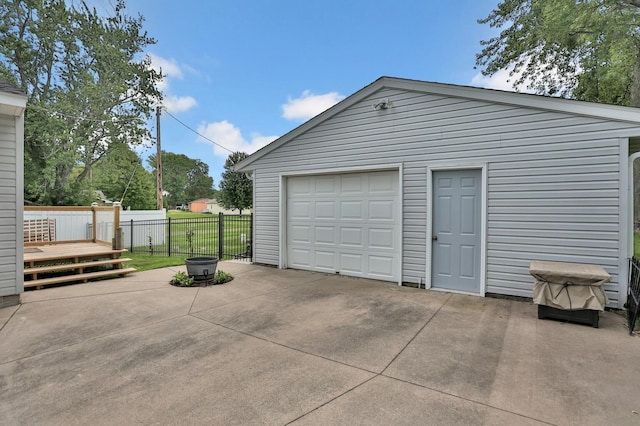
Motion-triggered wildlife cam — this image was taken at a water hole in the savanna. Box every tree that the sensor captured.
[475,0,640,106]
[218,152,252,214]
[93,145,155,210]
[148,151,215,208]
[0,0,162,205]
[477,1,640,223]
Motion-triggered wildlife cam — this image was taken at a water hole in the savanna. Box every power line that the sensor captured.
[162,108,234,154]
[27,103,236,154]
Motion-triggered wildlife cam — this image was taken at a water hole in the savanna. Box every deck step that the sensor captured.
[24,258,133,275]
[24,248,128,266]
[24,268,137,288]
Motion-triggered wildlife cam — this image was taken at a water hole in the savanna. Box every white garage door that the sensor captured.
[286,170,400,282]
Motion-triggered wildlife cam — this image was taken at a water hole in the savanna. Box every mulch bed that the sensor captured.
[169,277,233,288]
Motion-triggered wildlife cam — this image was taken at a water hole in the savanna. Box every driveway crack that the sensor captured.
[380,293,452,375]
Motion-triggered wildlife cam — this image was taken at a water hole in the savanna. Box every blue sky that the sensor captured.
[90,1,511,186]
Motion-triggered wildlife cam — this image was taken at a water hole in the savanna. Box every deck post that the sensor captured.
[91,206,97,242]
[113,205,120,236]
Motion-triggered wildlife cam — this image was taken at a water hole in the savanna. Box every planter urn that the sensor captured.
[185,256,218,281]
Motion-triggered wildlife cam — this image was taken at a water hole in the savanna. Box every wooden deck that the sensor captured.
[24,242,135,289]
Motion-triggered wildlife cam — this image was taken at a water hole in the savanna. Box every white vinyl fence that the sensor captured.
[23,208,166,243]
[120,210,168,248]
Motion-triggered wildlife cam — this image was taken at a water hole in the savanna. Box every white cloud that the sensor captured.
[148,53,183,79]
[471,68,535,93]
[163,95,198,113]
[197,120,278,157]
[282,90,345,121]
[471,53,579,96]
[147,53,198,113]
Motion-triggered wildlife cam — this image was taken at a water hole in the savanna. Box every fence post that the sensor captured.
[168,217,172,257]
[218,212,224,260]
[249,213,253,262]
[130,219,134,253]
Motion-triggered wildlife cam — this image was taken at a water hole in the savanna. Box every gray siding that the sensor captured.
[0,114,17,297]
[250,88,640,306]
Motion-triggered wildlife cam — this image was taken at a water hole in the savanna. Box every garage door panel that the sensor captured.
[368,255,395,278]
[315,250,336,271]
[369,172,396,193]
[290,248,311,267]
[340,201,364,219]
[289,177,311,195]
[340,227,364,247]
[341,174,365,193]
[315,201,336,219]
[369,228,394,249]
[315,175,338,194]
[340,253,364,274]
[369,200,394,220]
[289,201,311,219]
[315,226,336,245]
[287,171,400,282]
[290,225,311,243]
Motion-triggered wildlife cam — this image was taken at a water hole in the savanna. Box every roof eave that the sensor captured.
[234,77,388,171]
[0,90,27,117]
[234,76,640,170]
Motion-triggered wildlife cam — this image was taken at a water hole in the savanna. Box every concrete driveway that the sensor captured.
[1,262,639,425]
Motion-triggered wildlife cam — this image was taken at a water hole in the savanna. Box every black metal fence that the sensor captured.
[120,213,252,261]
[627,257,640,334]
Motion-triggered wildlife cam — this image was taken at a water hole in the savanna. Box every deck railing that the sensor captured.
[24,205,120,246]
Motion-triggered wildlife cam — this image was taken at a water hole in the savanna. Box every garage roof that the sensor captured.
[0,80,27,116]
[235,76,640,171]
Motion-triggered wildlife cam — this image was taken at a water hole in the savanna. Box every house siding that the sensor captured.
[249,87,640,306]
[0,114,19,298]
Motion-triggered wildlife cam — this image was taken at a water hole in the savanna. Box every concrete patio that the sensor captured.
[1,262,639,425]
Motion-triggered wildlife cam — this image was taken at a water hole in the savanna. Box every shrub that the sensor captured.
[214,270,233,284]
[170,271,194,287]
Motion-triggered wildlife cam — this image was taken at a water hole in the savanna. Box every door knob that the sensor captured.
[432,235,438,241]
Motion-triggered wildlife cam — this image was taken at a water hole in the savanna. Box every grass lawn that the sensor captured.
[123,252,188,272]
[127,210,251,262]
[635,232,640,257]
[166,210,209,219]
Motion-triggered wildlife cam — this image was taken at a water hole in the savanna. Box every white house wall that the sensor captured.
[249,87,640,306]
[0,114,19,297]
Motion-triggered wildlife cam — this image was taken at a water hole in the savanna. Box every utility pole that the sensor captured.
[156,106,163,210]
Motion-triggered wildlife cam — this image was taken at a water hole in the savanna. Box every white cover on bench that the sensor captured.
[529,260,610,311]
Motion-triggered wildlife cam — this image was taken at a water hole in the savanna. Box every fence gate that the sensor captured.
[628,258,640,334]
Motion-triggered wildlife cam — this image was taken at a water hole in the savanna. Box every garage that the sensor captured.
[236,76,640,306]
[285,170,400,282]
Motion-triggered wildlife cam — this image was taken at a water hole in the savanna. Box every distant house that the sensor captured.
[188,198,249,214]
[205,199,249,215]
[0,81,27,308]
[236,76,640,308]
[188,198,209,213]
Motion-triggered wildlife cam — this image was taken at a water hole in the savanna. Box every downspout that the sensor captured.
[628,151,640,257]
[623,150,640,309]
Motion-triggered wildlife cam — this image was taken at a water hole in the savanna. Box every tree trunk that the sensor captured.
[630,55,640,107]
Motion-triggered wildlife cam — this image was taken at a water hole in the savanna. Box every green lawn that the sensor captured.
[123,252,188,272]
[166,210,208,219]
[129,211,251,260]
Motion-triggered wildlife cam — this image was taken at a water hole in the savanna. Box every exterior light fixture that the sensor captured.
[373,98,390,110]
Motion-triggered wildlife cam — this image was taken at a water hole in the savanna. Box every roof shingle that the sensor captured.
[0,80,25,95]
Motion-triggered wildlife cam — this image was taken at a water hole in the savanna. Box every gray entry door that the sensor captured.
[431,169,482,293]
